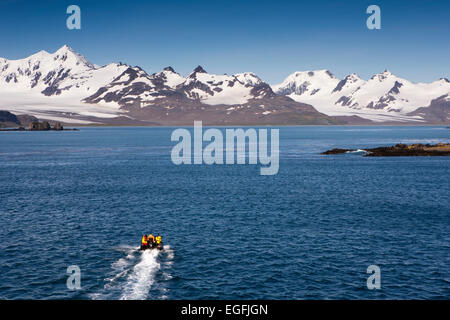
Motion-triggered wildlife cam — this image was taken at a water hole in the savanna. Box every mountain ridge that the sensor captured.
[0,45,448,125]
[272,69,449,122]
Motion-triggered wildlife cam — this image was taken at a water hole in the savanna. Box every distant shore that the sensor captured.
[0,127,79,132]
[2,121,450,130]
[8,123,450,128]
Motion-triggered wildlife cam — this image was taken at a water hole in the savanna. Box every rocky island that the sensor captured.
[0,111,77,131]
[322,143,450,156]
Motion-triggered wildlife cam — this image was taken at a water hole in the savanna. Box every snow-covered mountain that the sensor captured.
[272,70,340,97]
[84,64,273,108]
[83,66,184,108]
[408,94,450,123]
[181,66,267,105]
[0,46,334,125]
[272,69,450,122]
[0,45,127,97]
[0,45,129,123]
[0,45,449,125]
[80,63,332,125]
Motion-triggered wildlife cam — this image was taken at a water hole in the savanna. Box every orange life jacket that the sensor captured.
[141,236,148,245]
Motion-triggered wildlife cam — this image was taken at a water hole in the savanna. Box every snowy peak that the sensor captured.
[109,66,150,86]
[345,71,412,111]
[53,45,94,69]
[286,69,336,79]
[370,69,396,82]
[194,65,207,73]
[194,66,206,73]
[272,69,339,96]
[332,73,364,93]
[188,65,207,77]
[0,45,104,95]
[152,67,185,88]
[163,66,175,72]
[235,72,263,86]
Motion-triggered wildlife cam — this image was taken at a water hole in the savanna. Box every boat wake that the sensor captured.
[119,249,161,300]
[91,245,173,300]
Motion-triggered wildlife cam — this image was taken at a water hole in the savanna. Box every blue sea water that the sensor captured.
[0,126,449,300]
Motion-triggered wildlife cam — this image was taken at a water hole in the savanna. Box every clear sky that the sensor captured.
[0,0,449,84]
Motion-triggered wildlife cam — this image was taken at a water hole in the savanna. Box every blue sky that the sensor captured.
[0,0,449,84]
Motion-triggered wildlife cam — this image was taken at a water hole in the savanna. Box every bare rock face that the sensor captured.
[0,110,38,128]
[408,94,450,124]
[28,121,65,131]
[29,121,50,130]
[54,123,64,130]
[16,114,38,126]
[0,110,20,127]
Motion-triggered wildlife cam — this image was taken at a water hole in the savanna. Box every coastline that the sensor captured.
[2,123,449,129]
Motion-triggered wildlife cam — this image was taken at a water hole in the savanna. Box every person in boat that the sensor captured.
[141,234,148,250]
[148,234,156,248]
[156,235,162,247]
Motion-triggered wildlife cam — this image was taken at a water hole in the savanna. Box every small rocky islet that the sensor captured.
[322,143,450,156]
[0,120,78,132]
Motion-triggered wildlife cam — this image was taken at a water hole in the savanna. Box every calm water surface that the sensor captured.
[0,126,449,299]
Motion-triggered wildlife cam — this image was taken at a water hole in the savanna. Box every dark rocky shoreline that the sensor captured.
[0,127,79,132]
[1,111,78,131]
[0,120,78,132]
[322,143,450,156]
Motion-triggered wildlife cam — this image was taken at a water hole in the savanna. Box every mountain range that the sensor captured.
[0,45,449,126]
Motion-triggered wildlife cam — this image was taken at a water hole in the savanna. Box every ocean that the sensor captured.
[0,126,449,299]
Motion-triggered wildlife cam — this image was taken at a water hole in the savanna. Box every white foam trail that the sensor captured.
[91,245,173,300]
[90,246,138,300]
[105,247,138,287]
[120,249,161,300]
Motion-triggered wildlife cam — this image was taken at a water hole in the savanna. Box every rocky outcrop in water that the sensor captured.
[27,121,74,131]
[29,121,51,130]
[322,143,450,156]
